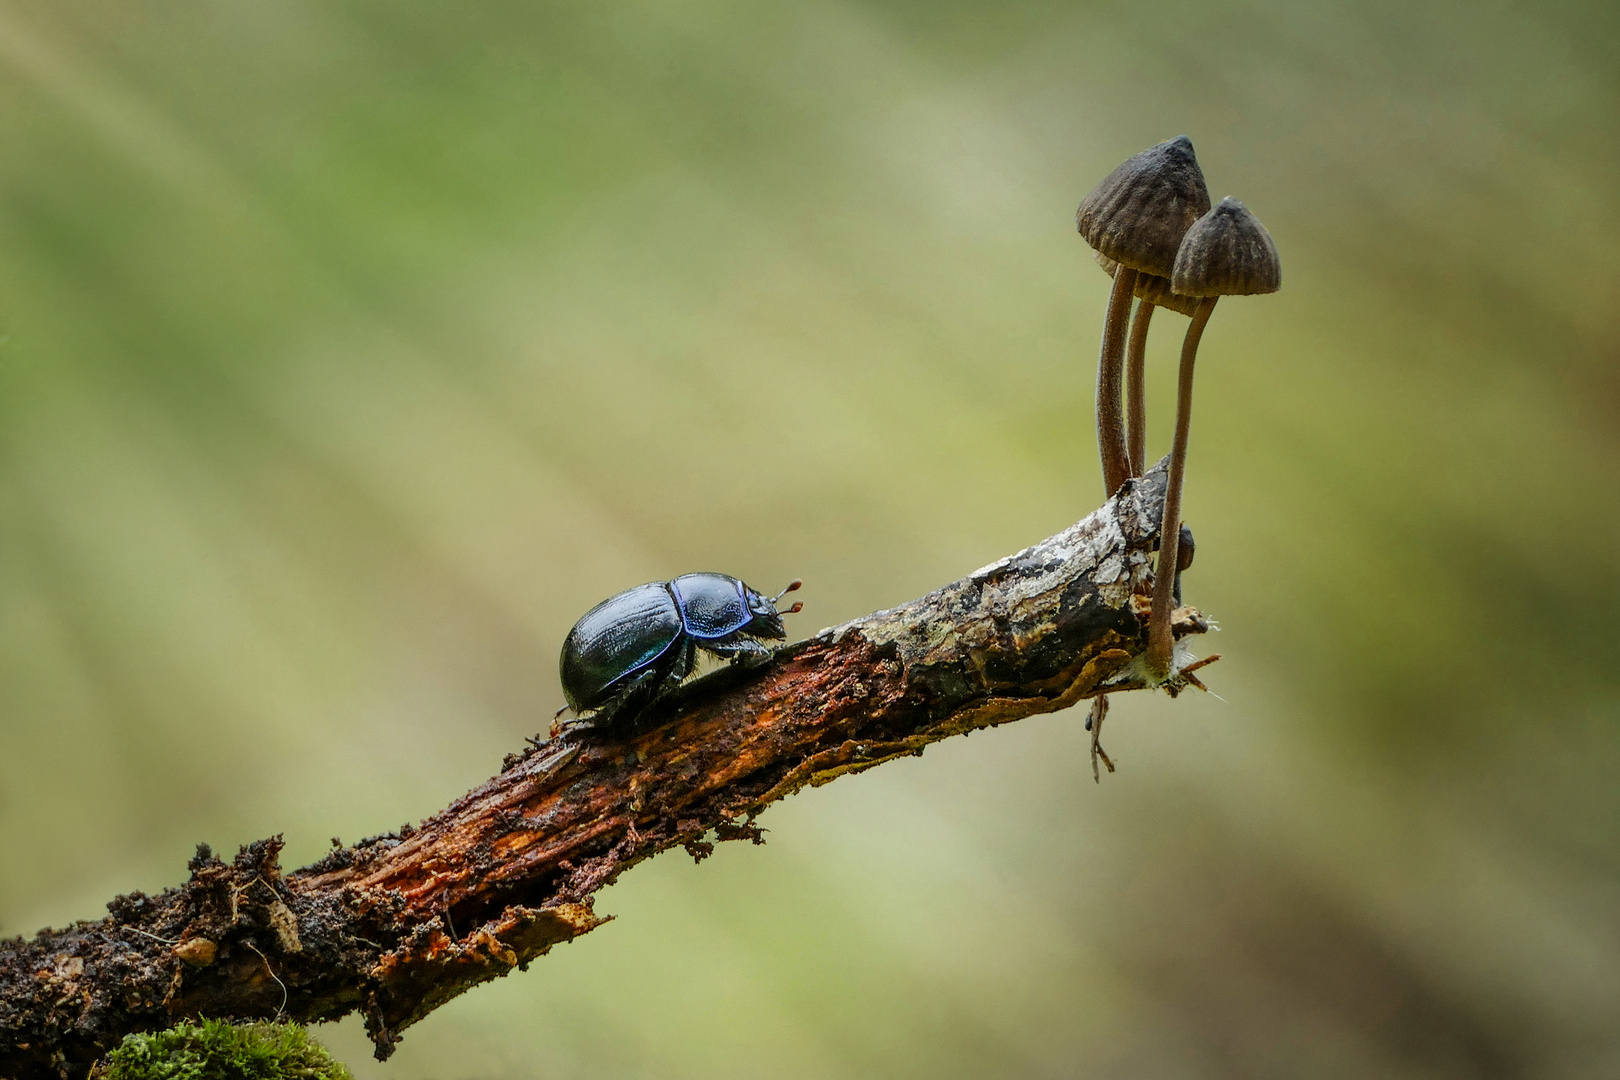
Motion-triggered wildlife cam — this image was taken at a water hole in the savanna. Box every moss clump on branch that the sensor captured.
[96,1020,350,1080]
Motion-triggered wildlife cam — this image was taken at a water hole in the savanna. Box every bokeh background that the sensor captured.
[3,0,1617,1076]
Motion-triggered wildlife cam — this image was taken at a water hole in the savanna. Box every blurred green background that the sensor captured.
[2,0,1617,1076]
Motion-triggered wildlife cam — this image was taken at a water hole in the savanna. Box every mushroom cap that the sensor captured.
[1171,197,1282,297]
[1076,136,1211,278]
[1095,252,1202,317]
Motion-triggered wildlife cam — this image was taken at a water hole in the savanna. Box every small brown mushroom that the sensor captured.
[1077,137,1210,495]
[1094,254,1202,317]
[1144,197,1281,681]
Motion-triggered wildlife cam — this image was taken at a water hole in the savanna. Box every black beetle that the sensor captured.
[559,573,803,732]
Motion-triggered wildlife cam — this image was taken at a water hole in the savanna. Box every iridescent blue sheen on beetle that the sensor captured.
[560,573,802,733]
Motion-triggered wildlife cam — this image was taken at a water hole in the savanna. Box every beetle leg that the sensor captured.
[673,637,697,681]
[589,659,679,733]
[700,636,775,667]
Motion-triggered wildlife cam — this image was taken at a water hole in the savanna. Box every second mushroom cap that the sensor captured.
[1094,252,1202,318]
[1171,197,1282,297]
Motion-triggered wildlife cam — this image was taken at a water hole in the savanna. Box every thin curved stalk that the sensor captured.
[1125,298,1155,476]
[1096,266,1138,496]
[1145,295,1218,680]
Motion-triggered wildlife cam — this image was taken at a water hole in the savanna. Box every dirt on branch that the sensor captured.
[0,462,1212,1080]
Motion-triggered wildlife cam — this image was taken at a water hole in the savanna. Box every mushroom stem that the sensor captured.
[1125,298,1155,476]
[1096,266,1138,496]
[1144,295,1218,680]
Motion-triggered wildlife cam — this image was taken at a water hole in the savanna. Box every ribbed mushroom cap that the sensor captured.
[1095,252,1201,317]
[1077,136,1211,278]
[1171,197,1282,297]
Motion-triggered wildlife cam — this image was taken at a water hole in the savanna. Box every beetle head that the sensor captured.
[745,579,803,639]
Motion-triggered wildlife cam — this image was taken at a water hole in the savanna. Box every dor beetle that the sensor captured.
[559,573,803,733]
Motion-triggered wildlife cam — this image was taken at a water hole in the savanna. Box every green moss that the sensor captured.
[100,1020,352,1080]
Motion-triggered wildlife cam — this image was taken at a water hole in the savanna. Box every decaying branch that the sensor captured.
[0,462,1212,1080]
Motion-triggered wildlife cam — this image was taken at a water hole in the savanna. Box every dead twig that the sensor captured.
[0,460,1213,1080]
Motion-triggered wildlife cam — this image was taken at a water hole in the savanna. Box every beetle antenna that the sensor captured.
[771,579,803,603]
[779,601,804,615]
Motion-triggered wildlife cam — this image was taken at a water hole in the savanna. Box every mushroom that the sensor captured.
[1095,253,1201,474]
[1143,197,1281,681]
[1077,137,1210,495]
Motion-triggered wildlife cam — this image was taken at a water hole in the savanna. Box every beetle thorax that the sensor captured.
[669,573,753,640]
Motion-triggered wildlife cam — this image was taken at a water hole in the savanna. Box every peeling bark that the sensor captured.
[0,462,1212,1080]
